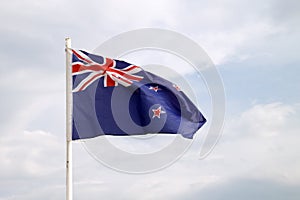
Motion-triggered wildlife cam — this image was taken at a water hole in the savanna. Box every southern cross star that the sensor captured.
[152,106,166,118]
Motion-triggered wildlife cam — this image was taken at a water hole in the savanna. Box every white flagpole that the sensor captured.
[65,38,73,200]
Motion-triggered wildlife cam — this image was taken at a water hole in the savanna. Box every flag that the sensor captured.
[71,49,206,140]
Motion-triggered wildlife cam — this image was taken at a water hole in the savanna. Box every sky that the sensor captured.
[0,0,300,199]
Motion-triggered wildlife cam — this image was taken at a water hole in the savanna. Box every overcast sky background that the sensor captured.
[1,0,300,199]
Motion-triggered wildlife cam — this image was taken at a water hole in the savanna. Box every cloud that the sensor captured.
[0,130,63,176]
[227,102,295,137]
[1,0,299,68]
[174,178,300,200]
[0,130,65,199]
[0,67,65,136]
[153,0,300,65]
[209,102,300,183]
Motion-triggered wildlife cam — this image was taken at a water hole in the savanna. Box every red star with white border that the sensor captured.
[152,106,166,118]
[149,86,160,92]
[173,84,181,91]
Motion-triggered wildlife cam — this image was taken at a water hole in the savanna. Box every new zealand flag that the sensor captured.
[71,49,206,140]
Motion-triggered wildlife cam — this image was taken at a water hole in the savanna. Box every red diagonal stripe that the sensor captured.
[123,65,139,72]
[78,73,103,91]
[72,50,93,64]
[108,68,143,81]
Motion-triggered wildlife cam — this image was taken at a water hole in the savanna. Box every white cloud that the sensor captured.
[196,21,286,64]
[0,130,65,199]
[0,130,63,177]
[212,102,300,183]
[0,64,65,136]
[228,102,294,137]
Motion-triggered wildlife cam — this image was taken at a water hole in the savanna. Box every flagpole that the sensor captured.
[65,37,73,200]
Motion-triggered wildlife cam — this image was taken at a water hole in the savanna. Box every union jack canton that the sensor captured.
[72,49,143,92]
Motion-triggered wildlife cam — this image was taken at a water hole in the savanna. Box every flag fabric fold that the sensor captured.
[71,49,206,140]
